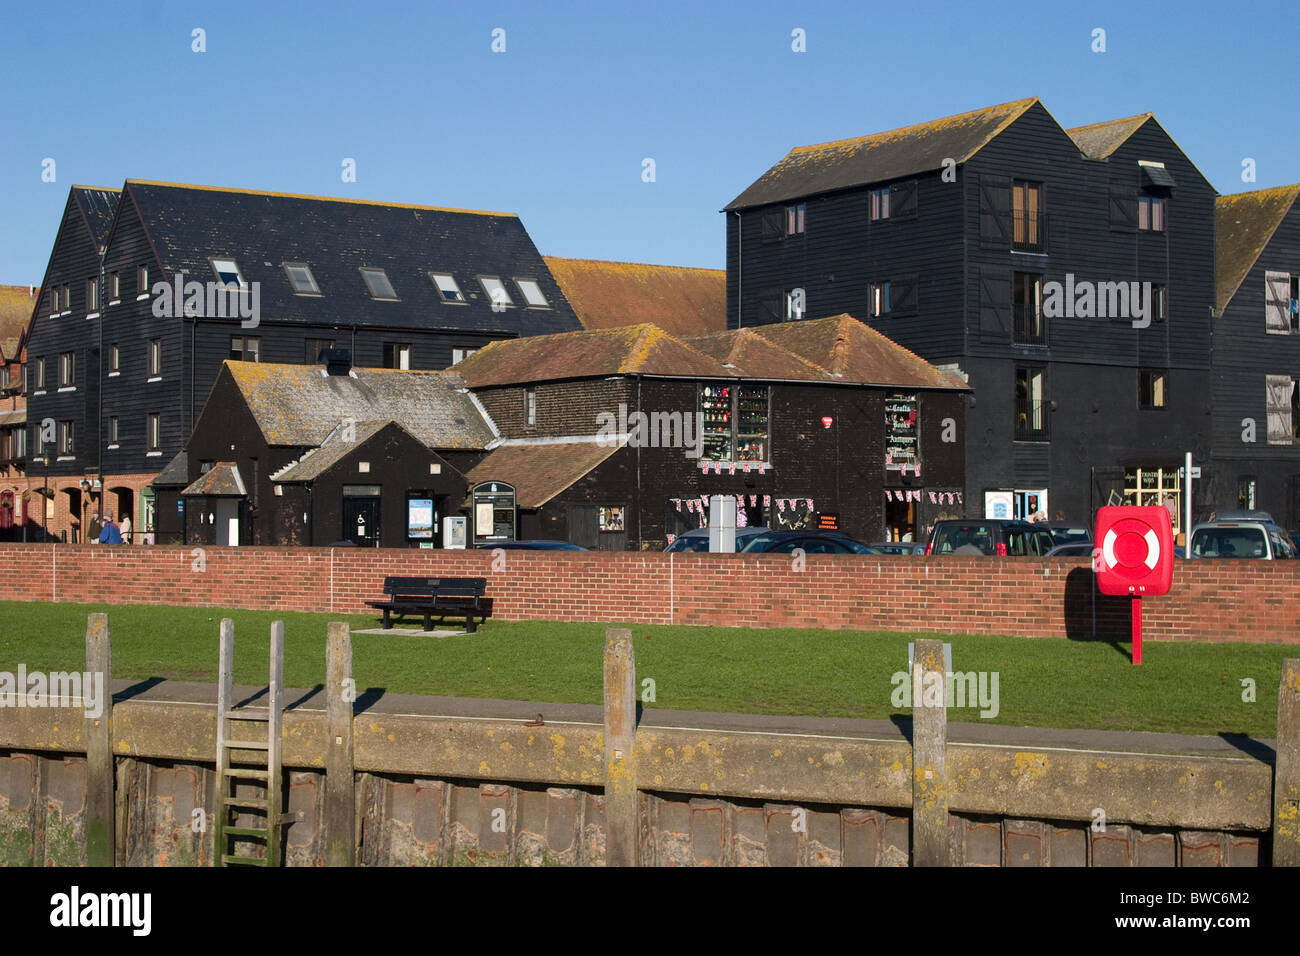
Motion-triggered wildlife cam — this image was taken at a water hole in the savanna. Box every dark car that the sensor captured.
[664,526,770,553]
[1044,542,1096,558]
[925,519,1056,556]
[474,540,587,551]
[739,531,877,554]
[1046,524,1092,547]
[869,541,926,555]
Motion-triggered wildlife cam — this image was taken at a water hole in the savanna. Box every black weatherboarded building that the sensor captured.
[724,98,1217,532]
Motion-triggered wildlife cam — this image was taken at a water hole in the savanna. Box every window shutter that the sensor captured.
[1266,375,1293,443]
[759,289,783,324]
[1109,186,1138,231]
[1265,271,1290,334]
[890,180,918,219]
[979,271,1011,340]
[891,274,919,315]
[979,175,1011,249]
[761,208,784,241]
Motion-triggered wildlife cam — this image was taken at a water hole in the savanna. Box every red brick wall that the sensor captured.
[0,543,1296,643]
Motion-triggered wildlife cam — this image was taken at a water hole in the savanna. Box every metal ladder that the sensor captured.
[214,618,283,867]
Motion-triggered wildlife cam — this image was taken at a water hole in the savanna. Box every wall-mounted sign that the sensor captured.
[407,497,434,539]
[884,393,918,471]
[817,512,840,530]
[471,481,516,543]
[984,490,1014,519]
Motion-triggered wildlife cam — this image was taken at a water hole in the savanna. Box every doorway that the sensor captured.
[343,496,381,547]
[215,499,240,546]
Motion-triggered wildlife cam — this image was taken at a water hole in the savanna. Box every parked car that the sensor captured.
[1047,524,1092,547]
[739,531,877,554]
[869,541,926,555]
[474,540,587,550]
[1187,518,1297,559]
[1044,542,1096,558]
[925,519,1056,556]
[664,526,771,553]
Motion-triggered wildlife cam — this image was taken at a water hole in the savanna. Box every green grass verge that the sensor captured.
[0,600,1286,737]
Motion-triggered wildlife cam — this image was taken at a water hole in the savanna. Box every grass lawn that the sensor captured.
[0,600,1287,737]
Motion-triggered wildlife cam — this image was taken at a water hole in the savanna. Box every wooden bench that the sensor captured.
[365,576,493,633]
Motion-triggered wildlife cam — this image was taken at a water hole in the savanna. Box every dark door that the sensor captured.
[343,497,381,547]
[567,503,598,549]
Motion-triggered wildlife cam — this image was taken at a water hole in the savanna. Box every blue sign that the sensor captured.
[177,500,185,515]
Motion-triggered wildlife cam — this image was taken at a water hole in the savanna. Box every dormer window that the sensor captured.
[515,279,549,308]
[211,258,245,288]
[430,272,465,303]
[283,262,320,295]
[360,267,398,300]
[478,276,513,308]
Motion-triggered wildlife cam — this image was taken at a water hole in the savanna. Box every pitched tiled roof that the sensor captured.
[0,285,36,357]
[724,98,1040,210]
[271,420,394,482]
[181,462,246,497]
[1215,185,1300,314]
[72,186,121,252]
[748,315,968,390]
[464,439,625,509]
[455,316,967,391]
[1066,114,1152,160]
[542,257,725,336]
[454,324,726,387]
[121,180,581,336]
[154,451,189,487]
[225,362,497,449]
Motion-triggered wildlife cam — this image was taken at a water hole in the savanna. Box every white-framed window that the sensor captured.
[147,412,161,452]
[59,351,75,387]
[384,343,411,370]
[35,357,45,390]
[137,265,149,297]
[869,281,891,318]
[211,258,245,288]
[515,278,549,308]
[58,420,74,455]
[86,278,98,312]
[1123,466,1183,534]
[109,344,120,374]
[109,271,120,300]
[784,288,805,321]
[478,276,513,308]
[429,272,465,303]
[525,387,536,425]
[870,187,890,221]
[451,347,477,365]
[230,336,260,362]
[1139,369,1168,409]
[360,267,398,300]
[786,202,806,235]
[283,262,320,295]
[1138,196,1166,232]
[108,416,119,444]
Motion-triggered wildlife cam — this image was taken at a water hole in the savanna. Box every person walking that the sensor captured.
[98,516,122,544]
[88,512,102,542]
[120,512,133,544]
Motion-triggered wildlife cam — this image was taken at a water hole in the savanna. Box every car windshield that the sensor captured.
[665,536,710,553]
[1191,527,1267,558]
[935,525,995,554]
[1050,527,1090,544]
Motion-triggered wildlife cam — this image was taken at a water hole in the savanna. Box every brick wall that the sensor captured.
[1,543,1297,642]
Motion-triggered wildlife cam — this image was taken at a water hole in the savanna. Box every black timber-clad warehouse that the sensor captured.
[23,179,580,541]
[724,97,1218,532]
[1209,184,1300,524]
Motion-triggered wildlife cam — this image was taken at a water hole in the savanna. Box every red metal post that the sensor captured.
[1132,595,1143,666]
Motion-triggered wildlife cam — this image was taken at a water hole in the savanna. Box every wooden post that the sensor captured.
[911,638,950,866]
[603,627,638,867]
[1274,658,1300,867]
[84,613,114,867]
[325,622,355,866]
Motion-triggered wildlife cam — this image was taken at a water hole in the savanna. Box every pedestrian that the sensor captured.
[142,524,155,545]
[120,512,132,544]
[88,512,102,542]
[98,516,122,544]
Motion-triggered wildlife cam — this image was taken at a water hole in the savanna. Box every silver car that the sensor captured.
[1188,516,1297,559]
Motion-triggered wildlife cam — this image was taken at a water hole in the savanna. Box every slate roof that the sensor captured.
[464,439,626,509]
[154,451,189,487]
[224,361,497,449]
[71,186,121,252]
[543,257,725,336]
[454,316,968,390]
[0,285,36,357]
[182,462,246,497]
[119,180,581,336]
[1065,114,1153,160]
[454,324,726,387]
[271,420,395,482]
[1215,185,1300,314]
[724,98,1039,210]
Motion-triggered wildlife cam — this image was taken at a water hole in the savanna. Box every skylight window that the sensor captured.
[283,262,320,295]
[478,276,513,308]
[515,278,549,308]
[360,267,398,300]
[429,272,465,303]
[211,258,245,288]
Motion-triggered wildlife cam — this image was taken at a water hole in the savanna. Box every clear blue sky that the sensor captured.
[1,0,1296,283]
